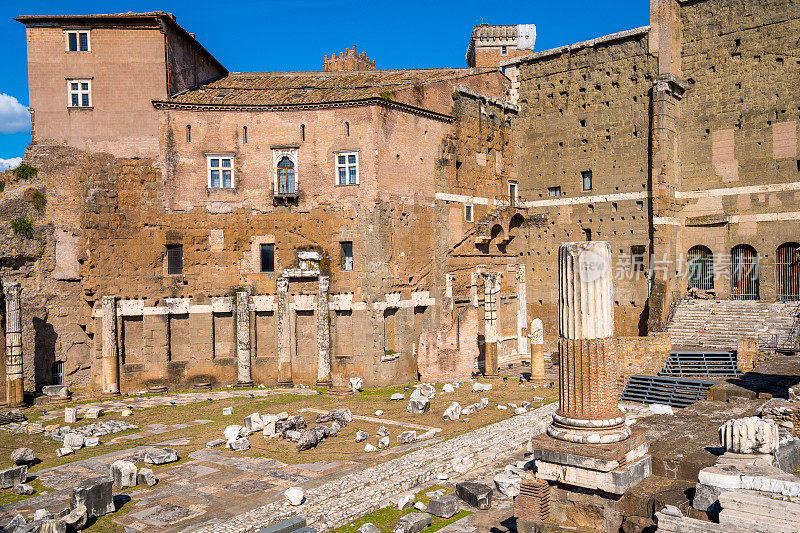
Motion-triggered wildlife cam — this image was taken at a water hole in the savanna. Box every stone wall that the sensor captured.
[616,332,672,389]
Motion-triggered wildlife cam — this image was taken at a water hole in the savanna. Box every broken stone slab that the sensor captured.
[358,523,380,533]
[390,393,405,401]
[34,509,53,521]
[139,447,178,465]
[472,382,492,392]
[514,407,528,415]
[84,437,100,447]
[228,437,251,451]
[315,409,352,427]
[355,430,369,442]
[62,433,84,450]
[137,467,157,487]
[71,477,115,518]
[263,420,277,438]
[377,436,390,449]
[443,402,461,421]
[397,431,417,444]
[42,385,70,398]
[222,407,234,416]
[720,417,779,455]
[497,404,508,410]
[649,403,674,415]
[407,397,430,414]
[284,486,305,506]
[462,405,474,416]
[413,501,427,511]
[63,505,87,531]
[397,493,414,510]
[427,493,459,518]
[377,426,389,437]
[2,515,26,532]
[393,512,431,533]
[418,429,437,440]
[56,448,73,457]
[277,411,289,420]
[244,412,263,432]
[420,383,436,398]
[718,491,800,530]
[655,509,739,533]
[22,518,67,533]
[84,407,103,419]
[285,430,301,442]
[297,429,322,451]
[493,472,521,497]
[364,443,377,452]
[11,447,35,465]
[110,460,137,489]
[206,438,225,448]
[350,377,364,391]
[442,383,455,393]
[455,481,492,510]
[224,425,244,442]
[12,483,34,495]
[0,465,27,489]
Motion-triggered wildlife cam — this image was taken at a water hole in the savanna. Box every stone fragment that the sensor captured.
[64,408,77,424]
[244,412,263,431]
[462,406,475,416]
[34,509,53,520]
[224,425,244,442]
[413,501,427,511]
[285,430,301,442]
[137,468,157,487]
[428,493,459,518]
[355,430,369,442]
[497,404,507,410]
[297,429,322,451]
[480,398,489,409]
[377,436,390,449]
[377,426,389,437]
[374,410,383,416]
[350,377,364,391]
[56,448,73,457]
[359,523,380,533]
[84,437,100,447]
[494,472,521,497]
[420,383,436,398]
[521,401,531,409]
[84,407,103,419]
[393,512,431,533]
[418,429,437,440]
[110,460,137,489]
[650,404,674,415]
[63,433,84,450]
[222,407,234,416]
[228,437,251,451]
[29,518,68,532]
[437,473,449,480]
[719,417,779,454]
[63,505,88,531]
[43,385,70,398]
[407,396,430,414]
[120,408,133,417]
[12,483,34,495]
[514,407,527,415]
[472,382,492,392]
[315,409,351,427]
[284,486,305,506]
[397,431,417,444]
[262,420,277,438]
[140,448,178,465]
[397,493,414,510]
[0,465,27,489]
[240,427,253,437]
[456,481,492,510]
[364,443,377,452]
[71,477,115,518]
[11,448,35,465]
[25,423,44,435]
[443,402,462,421]
[442,383,455,393]
[329,421,341,436]
[206,438,225,448]
[390,393,405,401]
[2,515,26,532]
[277,411,289,420]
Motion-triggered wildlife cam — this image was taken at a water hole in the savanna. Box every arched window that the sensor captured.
[731,244,759,300]
[186,125,191,142]
[687,245,714,293]
[277,156,295,194]
[301,124,306,141]
[777,242,800,301]
[243,126,248,144]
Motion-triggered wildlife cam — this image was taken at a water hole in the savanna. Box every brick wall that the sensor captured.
[616,332,672,389]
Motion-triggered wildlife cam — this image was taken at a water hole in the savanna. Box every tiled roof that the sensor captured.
[472,24,519,41]
[16,12,175,22]
[165,69,495,107]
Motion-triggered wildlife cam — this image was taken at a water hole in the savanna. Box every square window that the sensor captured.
[260,243,275,272]
[341,241,353,271]
[207,155,234,188]
[79,32,88,51]
[68,32,77,51]
[548,186,562,197]
[166,244,183,275]
[335,151,359,186]
[67,79,91,108]
[582,170,593,191]
[66,31,90,52]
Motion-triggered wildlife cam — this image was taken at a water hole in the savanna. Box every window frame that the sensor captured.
[340,241,354,272]
[206,154,235,189]
[67,79,92,108]
[464,203,474,223]
[501,45,508,56]
[582,170,593,191]
[548,186,562,197]
[260,243,275,273]
[65,30,90,52]
[335,150,360,186]
[166,244,183,276]
[508,181,518,206]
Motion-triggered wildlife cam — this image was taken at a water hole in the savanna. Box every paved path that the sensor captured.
[193,402,558,533]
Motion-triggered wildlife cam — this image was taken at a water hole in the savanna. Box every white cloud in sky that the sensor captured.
[0,94,30,134]
[0,157,22,171]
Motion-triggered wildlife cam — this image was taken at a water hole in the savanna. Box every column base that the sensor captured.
[100,391,120,399]
[316,380,332,388]
[234,381,254,389]
[277,380,293,388]
[6,400,26,408]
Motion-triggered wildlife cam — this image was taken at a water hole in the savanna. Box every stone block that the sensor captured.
[284,486,305,506]
[11,448,35,465]
[355,430,369,442]
[390,393,405,401]
[71,477,115,518]
[12,483,34,495]
[455,481,492,509]
[350,377,363,391]
[110,460,137,489]
[358,524,380,533]
[407,397,430,414]
[84,407,103,419]
[377,436,390,449]
[719,417,779,454]
[137,468,157,487]
[64,407,77,424]
[397,431,416,444]
[420,383,436,398]
[63,505,88,531]
[224,425,244,442]
[42,385,70,398]
[258,516,307,533]
[222,407,234,416]
[493,471,521,497]
[443,402,461,421]
[228,437,251,451]
[393,512,431,533]
[84,437,100,447]
[0,465,27,489]
[427,493,459,518]
[297,429,322,451]
[62,433,84,450]
[244,412,264,431]
[56,448,73,457]
[206,438,225,448]
[140,447,178,465]
[535,455,652,495]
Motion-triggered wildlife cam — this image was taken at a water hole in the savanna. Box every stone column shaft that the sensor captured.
[530,318,545,380]
[516,265,528,356]
[4,283,24,407]
[276,277,292,386]
[316,276,332,386]
[549,242,628,444]
[101,296,120,396]
[235,289,253,386]
[483,272,500,377]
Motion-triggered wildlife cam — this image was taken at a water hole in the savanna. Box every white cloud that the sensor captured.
[0,94,30,134]
[0,157,22,171]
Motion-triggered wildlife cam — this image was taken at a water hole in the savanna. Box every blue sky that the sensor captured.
[0,0,649,167]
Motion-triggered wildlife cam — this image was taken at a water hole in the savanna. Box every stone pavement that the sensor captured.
[192,402,558,533]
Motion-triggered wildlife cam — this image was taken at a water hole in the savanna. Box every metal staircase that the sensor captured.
[621,375,716,408]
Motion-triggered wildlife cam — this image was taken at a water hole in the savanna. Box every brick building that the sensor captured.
[2,12,527,395]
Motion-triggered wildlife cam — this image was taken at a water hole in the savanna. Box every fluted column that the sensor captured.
[4,283,24,407]
[316,276,332,386]
[483,272,501,377]
[235,288,253,386]
[548,242,629,444]
[277,277,292,386]
[101,296,120,396]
